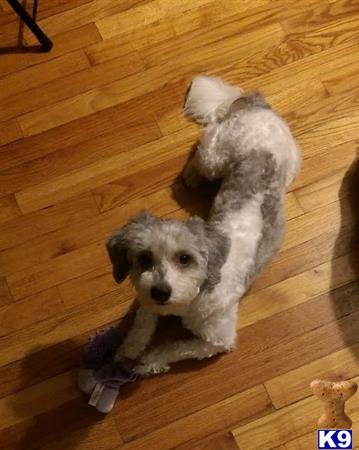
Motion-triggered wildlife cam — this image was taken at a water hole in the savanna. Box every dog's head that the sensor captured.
[107,211,229,312]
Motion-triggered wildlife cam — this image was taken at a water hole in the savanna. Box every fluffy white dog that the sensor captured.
[107,76,301,375]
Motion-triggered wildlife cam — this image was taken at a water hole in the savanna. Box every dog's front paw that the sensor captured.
[183,162,202,188]
[135,355,170,376]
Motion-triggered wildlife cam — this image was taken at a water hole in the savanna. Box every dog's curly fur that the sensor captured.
[107,76,301,375]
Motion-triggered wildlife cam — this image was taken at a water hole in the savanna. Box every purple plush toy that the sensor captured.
[78,328,137,413]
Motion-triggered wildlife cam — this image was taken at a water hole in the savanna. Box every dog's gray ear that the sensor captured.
[106,211,156,283]
[187,217,230,290]
[107,233,130,284]
[205,225,230,290]
[186,215,205,232]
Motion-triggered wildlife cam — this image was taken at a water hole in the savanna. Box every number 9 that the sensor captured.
[337,431,351,448]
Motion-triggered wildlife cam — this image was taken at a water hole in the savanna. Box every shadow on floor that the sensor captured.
[170,144,220,220]
[1,339,101,450]
[2,310,140,449]
[330,157,359,365]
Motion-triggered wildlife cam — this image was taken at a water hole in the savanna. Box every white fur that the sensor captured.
[184,75,243,123]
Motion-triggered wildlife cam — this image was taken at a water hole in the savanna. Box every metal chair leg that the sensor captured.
[6,0,53,52]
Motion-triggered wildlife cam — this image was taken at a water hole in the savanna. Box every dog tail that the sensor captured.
[184,75,243,124]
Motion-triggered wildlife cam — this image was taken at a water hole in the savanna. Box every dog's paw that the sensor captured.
[135,356,170,376]
[183,163,202,188]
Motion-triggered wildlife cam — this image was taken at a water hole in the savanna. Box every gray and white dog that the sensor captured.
[107,75,301,375]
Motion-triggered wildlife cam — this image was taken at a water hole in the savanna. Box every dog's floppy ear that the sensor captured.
[106,211,156,283]
[107,232,130,284]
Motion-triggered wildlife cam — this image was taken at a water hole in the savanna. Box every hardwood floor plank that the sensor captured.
[14,128,195,213]
[281,0,359,35]
[0,331,88,399]
[37,418,123,450]
[96,0,214,39]
[87,21,176,61]
[6,240,109,301]
[6,240,107,301]
[0,194,21,225]
[249,240,324,294]
[322,59,359,95]
[240,252,357,328]
[0,370,79,429]
[0,50,91,101]
[296,169,349,212]
[0,116,160,195]
[293,140,357,190]
[17,23,283,136]
[233,395,322,450]
[58,265,116,309]
[283,200,350,251]
[0,23,101,78]
[4,50,144,126]
[85,37,136,66]
[285,193,304,220]
[0,94,159,172]
[239,40,359,97]
[0,193,98,252]
[0,288,64,337]
[114,385,272,450]
[134,0,324,68]
[0,288,133,368]
[32,0,96,21]
[297,113,359,159]
[0,399,121,450]
[174,432,240,450]
[92,154,188,213]
[0,119,23,146]
[265,339,359,408]
[24,0,154,43]
[0,277,13,305]
[267,79,328,120]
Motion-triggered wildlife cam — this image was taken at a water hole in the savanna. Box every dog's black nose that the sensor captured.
[150,285,171,303]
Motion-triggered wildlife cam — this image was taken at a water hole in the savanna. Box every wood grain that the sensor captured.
[115,385,272,450]
[1,0,359,448]
[0,23,101,78]
[0,194,21,225]
[15,128,195,212]
[0,50,91,101]
[0,119,23,146]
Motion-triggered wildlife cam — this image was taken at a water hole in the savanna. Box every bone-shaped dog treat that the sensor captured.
[310,379,358,429]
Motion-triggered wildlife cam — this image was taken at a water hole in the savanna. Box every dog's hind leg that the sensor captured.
[184,124,228,186]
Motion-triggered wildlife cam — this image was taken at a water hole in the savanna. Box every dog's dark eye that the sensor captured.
[178,253,191,266]
[138,251,153,270]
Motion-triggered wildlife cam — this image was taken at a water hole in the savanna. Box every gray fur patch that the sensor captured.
[227,92,271,117]
[204,224,230,290]
[209,149,286,288]
[186,216,230,291]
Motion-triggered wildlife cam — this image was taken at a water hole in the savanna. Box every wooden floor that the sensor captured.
[1,0,359,448]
